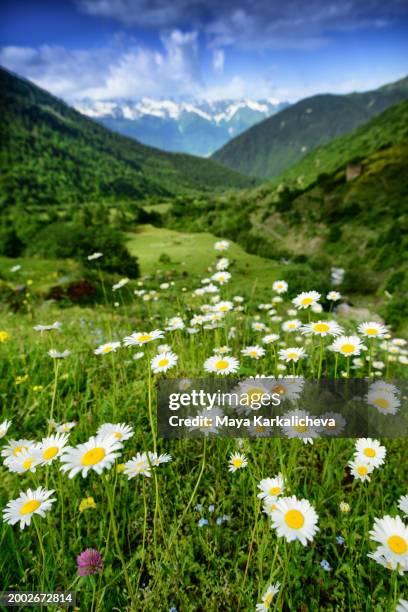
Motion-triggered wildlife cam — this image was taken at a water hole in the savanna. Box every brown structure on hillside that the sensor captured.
[346,163,363,182]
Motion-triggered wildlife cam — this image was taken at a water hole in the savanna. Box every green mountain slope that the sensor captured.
[211,77,408,179]
[169,102,408,327]
[0,67,254,208]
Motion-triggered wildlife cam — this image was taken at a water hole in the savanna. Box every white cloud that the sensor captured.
[212,49,225,73]
[0,32,201,101]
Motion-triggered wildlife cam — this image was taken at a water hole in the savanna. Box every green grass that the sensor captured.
[126,224,284,294]
[0,234,407,611]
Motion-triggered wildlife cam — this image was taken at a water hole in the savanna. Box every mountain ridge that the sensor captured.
[211,76,408,179]
[75,97,288,156]
[0,66,255,208]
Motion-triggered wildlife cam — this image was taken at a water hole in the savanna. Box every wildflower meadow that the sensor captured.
[0,238,407,611]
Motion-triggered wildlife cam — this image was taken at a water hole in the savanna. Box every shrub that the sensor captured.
[26,222,140,278]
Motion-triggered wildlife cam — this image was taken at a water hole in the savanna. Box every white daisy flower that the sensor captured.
[1,439,35,461]
[278,347,306,362]
[97,423,134,442]
[311,303,323,314]
[37,433,70,465]
[157,344,172,354]
[166,317,185,331]
[214,240,230,251]
[397,600,408,612]
[366,388,400,415]
[123,452,151,478]
[211,271,231,285]
[94,342,121,355]
[331,335,365,357]
[112,278,129,291]
[271,495,319,545]
[0,419,12,439]
[354,438,386,468]
[151,351,178,373]
[367,549,407,575]
[87,252,103,260]
[256,583,280,610]
[189,408,225,435]
[33,321,62,332]
[257,475,285,501]
[262,334,280,344]
[281,409,320,441]
[327,291,341,301]
[148,452,172,466]
[301,320,343,337]
[216,257,230,270]
[6,448,41,473]
[60,434,122,478]
[348,458,374,482]
[3,487,56,530]
[133,351,145,360]
[241,345,266,359]
[213,346,231,355]
[267,377,305,401]
[48,349,71,359]
[213,300,234,313]
[369,515,408,569]
[292,291,321,310]
[318,412,346,436]
[262,497,279,517]
[228,452,248,472]
[398,494,408,519]
[282,319,302,332]
[123,329,165,346]
[358,321,388,339]
[272,280,288,294]
[55,421,77,433]
[204,355,240,375]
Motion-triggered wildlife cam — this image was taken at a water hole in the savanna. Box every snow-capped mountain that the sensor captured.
[74,98,288,156]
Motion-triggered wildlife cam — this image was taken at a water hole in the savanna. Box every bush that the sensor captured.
[0,226,24,257]
[27,222,140,278]
[342,265,380,295]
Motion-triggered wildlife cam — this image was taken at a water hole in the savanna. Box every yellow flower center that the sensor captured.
[249,351,258,357]
[232,457,243,467]
[273,384,286,395]
[23,458,33,469]
[255,425,266,432]
[301,297,313,305]
[219,306,229,312]
[269,486,281,495]
[158,358,169,367]
[387,535,407,555]
[13,445,28,456]
[215,359,229,370]
[288,323,296,329]
[284,509,305,529]
[287,352,299,359]
[366,328,378,335]
[314,323,329,333]
[138,334,152,342]
[294,424,308,433]
[20,500,41,515]
[102,346,113,353]
[374,398,389,409]
[264,592,273,606]
[43,446,59,460]
[81,447,106,466]
[357,466,368,476]
[340,343,355,354]
[363,448,376,458]
[114,432,122,439]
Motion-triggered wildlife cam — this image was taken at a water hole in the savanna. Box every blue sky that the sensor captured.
[1,0,408,102]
